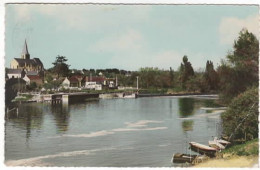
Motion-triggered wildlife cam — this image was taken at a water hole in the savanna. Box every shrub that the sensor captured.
[221,87,258,141]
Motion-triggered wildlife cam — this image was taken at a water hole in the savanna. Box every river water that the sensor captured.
[5,96,224,167]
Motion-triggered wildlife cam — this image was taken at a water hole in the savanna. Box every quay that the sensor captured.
[41,92,99,104]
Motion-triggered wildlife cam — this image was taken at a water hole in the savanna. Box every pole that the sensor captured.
[136,76,139,90]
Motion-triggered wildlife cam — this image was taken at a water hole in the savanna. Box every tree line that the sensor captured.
[26,28,260,142]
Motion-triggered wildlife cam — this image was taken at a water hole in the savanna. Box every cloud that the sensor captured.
[11,4,152,32]
[90,29,145,53]
[89,29,182,70]
[219,14,258,45]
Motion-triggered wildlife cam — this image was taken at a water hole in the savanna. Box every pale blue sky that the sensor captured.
[5,4,259,71]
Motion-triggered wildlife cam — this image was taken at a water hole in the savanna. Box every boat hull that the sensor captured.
[172,153,197,164]
[189,142,217,157]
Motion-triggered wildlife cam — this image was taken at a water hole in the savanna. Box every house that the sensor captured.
[90,76,106,85]
[105,78,117,88]
[10,40,44,72]
[6,69,26,79]
[23,75,43,85]
[61,76,84,89]
[83,76,105,90]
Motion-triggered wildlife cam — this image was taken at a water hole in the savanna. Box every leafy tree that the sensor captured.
[204,60,219,91]
[218,29,259,102]
[221,87,258,142]
[26,82,37,91]
[169,67,174,87]
[186,74,205,92]
[179,55,194,88]
[52,55,70,78]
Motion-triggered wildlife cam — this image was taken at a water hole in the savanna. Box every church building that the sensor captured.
[10,40,44,72]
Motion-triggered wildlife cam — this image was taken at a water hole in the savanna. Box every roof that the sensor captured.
[22,40,29,56]
[89,76,105,82]
[14,58,35,65]
[26,71,38,76]
[27,75,42,80]
[33,58,43,65]
[6,69,23,74]
[68,76,79,83]
[72,75,84,80]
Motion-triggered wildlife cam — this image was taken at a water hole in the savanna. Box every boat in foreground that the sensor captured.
[171,153,210,165]
[172,153,197,163]
[189,142,218,157]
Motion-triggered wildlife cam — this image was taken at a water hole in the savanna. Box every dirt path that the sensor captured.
[194,155,258,168]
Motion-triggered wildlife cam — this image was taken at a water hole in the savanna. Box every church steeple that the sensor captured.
[21,39,30,59]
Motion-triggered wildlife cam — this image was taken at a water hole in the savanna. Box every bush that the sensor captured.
[223,138,259,156]
[221,87,258,141]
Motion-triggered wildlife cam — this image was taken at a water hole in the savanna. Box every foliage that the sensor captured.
[51,55,70,78]
[218,29,259,102]
[138,67,172,89]
[179,55,194,89]
[204,60,219,91]
[185,73,206,92]
[221,87,258,142]
[43,79,62,90]
[223,138,259,156]
[26,82,37,91]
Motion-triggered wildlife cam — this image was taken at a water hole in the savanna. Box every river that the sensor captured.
[5,96,224,167]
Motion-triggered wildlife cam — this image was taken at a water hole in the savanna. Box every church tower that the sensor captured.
[21,40,30,59]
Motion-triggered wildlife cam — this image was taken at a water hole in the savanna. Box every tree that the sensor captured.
[27,82,37,91]
[218,29,259,102]
[179,55,194,89]
[169,67,174,87]
[52,55,70,78]
[204,60,219,92]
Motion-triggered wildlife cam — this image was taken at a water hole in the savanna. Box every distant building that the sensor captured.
[6,68,26,79]
[61,76,83,88]
[10,40,44,72]
[7,40,45,88]
[23,75,43,85]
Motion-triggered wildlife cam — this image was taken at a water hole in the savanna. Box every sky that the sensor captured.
[5,4,259,71]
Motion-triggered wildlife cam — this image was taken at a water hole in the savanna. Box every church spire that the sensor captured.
[21,39,30,59]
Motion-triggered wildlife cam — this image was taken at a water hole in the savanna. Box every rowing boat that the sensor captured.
[189,142,218,157]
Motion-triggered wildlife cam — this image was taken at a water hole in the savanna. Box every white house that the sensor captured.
[6,69,25,79]
[85,82,102,90]
[61,77,70,89]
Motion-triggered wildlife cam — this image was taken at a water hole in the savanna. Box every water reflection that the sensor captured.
[182,120,194,132]
[178,98,195,117]
[49,104,70,133]
[5,103,43,141]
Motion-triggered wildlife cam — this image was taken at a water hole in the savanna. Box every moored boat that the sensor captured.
[214,137,231,146]
[172,153,197,164]
[189,142,218,157]
[208,140,225,150]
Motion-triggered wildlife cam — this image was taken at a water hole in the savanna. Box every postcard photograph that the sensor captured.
[3,2,259,168]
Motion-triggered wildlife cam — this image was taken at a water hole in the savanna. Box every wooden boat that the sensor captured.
[208,140,225,150]
[171,153,197,164]
[189,142,218,157]
[213,137,231,146]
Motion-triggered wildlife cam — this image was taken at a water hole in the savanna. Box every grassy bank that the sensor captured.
[194,139,259,168]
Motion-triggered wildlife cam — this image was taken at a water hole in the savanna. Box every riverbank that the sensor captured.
[194,139,259,168]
